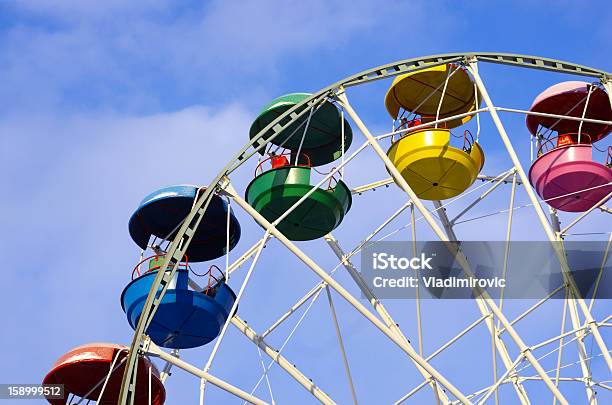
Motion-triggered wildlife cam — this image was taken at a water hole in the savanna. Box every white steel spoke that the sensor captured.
[553,290,570,405]
[560,192,612,236]
[224,182,473,404]
[231,316,335,404]
[325,287,358,405]
[411,204,424,357]
[325,233,450,403]
[467,59,612,377]
[450,169,516,225]
[255,346,275,404]
[200,230,272,403]
[426,314,490,362]
[260,200,414,341]
[145,340,268,405]
[338,88,564,405]
[588,232,612,312]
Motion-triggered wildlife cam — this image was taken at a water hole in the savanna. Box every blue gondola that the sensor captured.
[121,257,236,349]
[128,185,241,262]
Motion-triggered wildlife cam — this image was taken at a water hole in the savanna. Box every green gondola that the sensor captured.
[249,93,353,166]
[245,165,351,240]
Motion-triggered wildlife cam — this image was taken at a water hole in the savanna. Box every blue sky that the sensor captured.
[1,1,611,404]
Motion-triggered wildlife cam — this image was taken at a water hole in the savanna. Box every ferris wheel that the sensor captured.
[42,53,612,405]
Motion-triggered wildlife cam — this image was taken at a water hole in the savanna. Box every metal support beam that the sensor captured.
[559,191,612,236]
[262,283,325,339]
[223,182,472,404]
[352,173,521,195]
[231,316,336,404]
[338,88,567,405]
[324,233,450,403]
[159,349,179,384]
[325,287,358,405]
[433,190,530,405]
[145,341,268,405]
[200,230,271,402]
[450,169,516,225]
[468,55,612,379]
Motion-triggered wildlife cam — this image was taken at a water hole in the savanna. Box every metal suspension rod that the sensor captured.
[450,169,515,225]
[411,204,424,357]
[478,355,525,405]
[228,237,269,276]
[432,197,529,405]
[325,287,358,405]
[394,378,431,405]
[531,325,589,352]
[159,349,178,383]
[588,232,612,312]
[559,191,612,235]
[377,108,490,141]
[497,173,517,322]
[495,107,612,126]
[553,290,570,405]
[426,314,490,362]
[352,173,521,194]
[261,282,326,339]
[262,201,414,340]
[497,283,567,335]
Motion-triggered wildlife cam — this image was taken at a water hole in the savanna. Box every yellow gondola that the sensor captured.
[385,64,480,129]
[387,127,484,200]
[384,64,485,200]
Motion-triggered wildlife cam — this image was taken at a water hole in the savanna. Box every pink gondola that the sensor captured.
[527,81,612,212]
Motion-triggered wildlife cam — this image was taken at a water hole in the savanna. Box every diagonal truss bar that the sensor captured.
[223,182,473,404]
[325,287,359,405]
[352,173,521,195]
[337,89,568,405]
[450,169,516,225]
[324,233,451,403]
[559,191,612,236]
[145,340,268,405]
[467,58,611,373]
[231,316,336,404]
[262,201,413,340]
[432,198,530,405]
[261,282,325,339]
[496,107,612,126]
[426,314,490,362]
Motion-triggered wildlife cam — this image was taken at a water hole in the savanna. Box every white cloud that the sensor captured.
[0,0,448,114]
